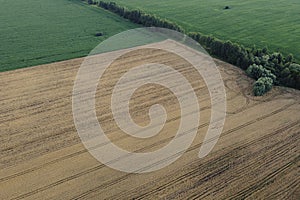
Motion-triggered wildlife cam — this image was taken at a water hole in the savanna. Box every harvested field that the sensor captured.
[0,40,299,199]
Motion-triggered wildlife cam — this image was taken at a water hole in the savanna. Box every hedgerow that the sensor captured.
[97,1,184,32]
[85,0,300,96]
[189,32,300,95]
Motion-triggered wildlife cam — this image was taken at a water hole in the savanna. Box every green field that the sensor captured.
[1,0,299,72]
[0,0,138,71]
[99,0,300,62]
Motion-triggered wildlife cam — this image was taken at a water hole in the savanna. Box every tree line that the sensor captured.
[95,1,184,32]
[85,0,300,96]
[189,32,300,94]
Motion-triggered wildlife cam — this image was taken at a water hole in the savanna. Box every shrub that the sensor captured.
[95,32,103,37]
[253,77,273,96]
[246,64,276,82]
[286,63,300,89]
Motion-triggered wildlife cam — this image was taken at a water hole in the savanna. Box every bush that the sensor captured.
[286,63,300,89]
[253,81,265,96]
[95,32,103,37]
[253,77,273,96]
[246,64,276,82]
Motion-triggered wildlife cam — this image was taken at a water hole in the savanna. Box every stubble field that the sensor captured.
[0,40,299,199]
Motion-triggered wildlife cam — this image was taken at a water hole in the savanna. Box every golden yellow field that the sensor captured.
[0,40,299,199]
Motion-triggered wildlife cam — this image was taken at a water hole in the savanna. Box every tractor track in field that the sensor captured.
[1,40,299,199]
[0,69,294,168]
[99,123,300,200]
[0,84,296,182]
[10,103,298,200]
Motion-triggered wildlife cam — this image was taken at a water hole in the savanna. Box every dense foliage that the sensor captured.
[246,64,276,82]
[189,32,300,93]
[253,77,274,96]
[87,0,300,95]
[97,1,184,32]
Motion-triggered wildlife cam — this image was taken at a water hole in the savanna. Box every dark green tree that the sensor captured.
[253,77,273,96]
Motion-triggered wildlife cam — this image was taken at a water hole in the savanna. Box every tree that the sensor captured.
[246,64,276,82]
[253,77,273,96]
[285,54,294,63]
[262,47,268,54]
